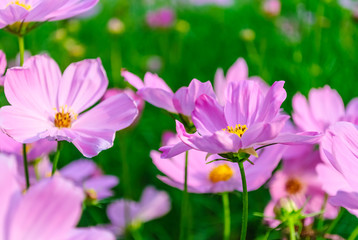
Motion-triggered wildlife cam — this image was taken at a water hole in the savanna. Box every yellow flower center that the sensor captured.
[85,188,98,200]
[7,0,31,10]
[285,178,303,195]
[223,124,247,138]
[54,106,77,128]
[209,164,234,183]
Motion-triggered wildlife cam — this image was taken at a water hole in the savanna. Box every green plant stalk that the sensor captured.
[222,192,231,240]
[327,208,343,233]
[348,226,358,240]
[288,218,296,240]
[238,161,248,240]
[179,151,189,240]
[51,141,63,176]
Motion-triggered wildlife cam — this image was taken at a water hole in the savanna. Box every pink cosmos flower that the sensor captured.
[152,132,284,193]
[106,186,171,236]
[0,155,115,240]
[0,50,6,85]
[102,88,144,125]
[0,54,138,158]
[316,122,358,217]
[189,0,233,6]
[263,0,281,17]
[214,57,268,105]
[161,80,317,158]
[0,131,56,161]
[292,85,358,134]
[122,70,215,116]
[146,8,175,28]
[36,157,119,201]
[0,0,99,29]
[264,144,338,227]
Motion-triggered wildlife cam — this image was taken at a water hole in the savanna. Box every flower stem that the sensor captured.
[317,193,328,230]
[287,218,296,240]
[179,151,189,240]
[222,192,231,240]
[18,36,25,66]
[238,161,248,240]
[326,208,343,233]
[22,144,30,189]
[348,226,358,240]
[51,141,63,176]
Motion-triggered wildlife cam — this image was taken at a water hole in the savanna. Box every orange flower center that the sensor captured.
[54,106,77,128]
[223,124,247,138]
[209,164,234,183]
[285,178,302,195]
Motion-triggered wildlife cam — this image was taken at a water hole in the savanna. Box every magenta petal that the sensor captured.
[0,106,51,143]
[65,228,115,240]
[0,50,6,75]
[84,176,119,199]
[173,79,216,116]
[192,94,227,136]
[5,55,61,113]
[177,120,241,154]
[345,97,358,124]
[143,72,173,93]
[121,70,144,89]
[59,58,108,113]
[159,140,191,158]
[225,81,262,126]
[27,139,57,161]
[329,191,358,210]
[214,68,226,104]
[8,176,84,240]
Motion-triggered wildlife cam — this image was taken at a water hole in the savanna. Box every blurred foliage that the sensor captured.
[1,0,358,239]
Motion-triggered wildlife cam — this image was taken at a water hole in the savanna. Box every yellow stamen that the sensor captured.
[54,106,77,128]
[223,124,248,138]
[285,178,303,195]
[85,188,98,200]
[209,164,234,183]
[7,0,31,10]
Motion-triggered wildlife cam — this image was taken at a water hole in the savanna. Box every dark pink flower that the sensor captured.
[0,50,6,85]
[146,8,175,28]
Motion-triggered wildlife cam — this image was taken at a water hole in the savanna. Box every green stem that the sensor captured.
[348,226,358,240]
[51,141,63,176]
[179,151,189,240]
[288,218,296,240]
[222,192,231,240]
[22,144,30,189]
[18,36,25,66]
[326,208,343,233]
[238,161,248,240]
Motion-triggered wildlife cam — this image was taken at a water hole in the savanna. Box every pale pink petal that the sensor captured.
[84,176,119,199]
[173,79,216,116]
[25,0,74,22]
[72,93,138,131]
[43,0,99,21]
[0,5,29,28]
[292,93,322,132]
[5,54,61,114]
[59,58,108,114]
[192,94,227,136]
[60,159,97,182]
[121,70,144,90]
[226,58,248,83]
[345,98,358,124]
[0,106,51,143]
[213,68,226,104]
[65,228,115,240]
[107,200,141,234]
[329,191,358,210]
[159,140,191,158]
[143,72,173,93]
[138,88,176,112]
[0,50,6,75]
[136,186,171,222]
[8,176,84,240]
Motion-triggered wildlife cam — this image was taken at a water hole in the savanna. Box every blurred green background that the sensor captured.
[1,0,358,239]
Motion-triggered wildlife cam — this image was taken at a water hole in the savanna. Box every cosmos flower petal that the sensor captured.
[73,93,138,131]
[329,191,358,210]
[192,94,227,136]
[43,0,99,21]
[143,72,173,93]
[226,58,248,83]
[0,50,6,84]
[0,5,29,28]
[64,228,115,240]
[25,0,74,22]
[84,176,119,199]
[60,159,97,182]
[0,106,51,143]
[214,68,226,104]
[59,58,108,114]
[121,70,145,89]
[173,79,216,116]
[8,176,84,240]
[345,97,358,124]
[138,88,176,113]
[159,140,191,158]
[5,55,61,113]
